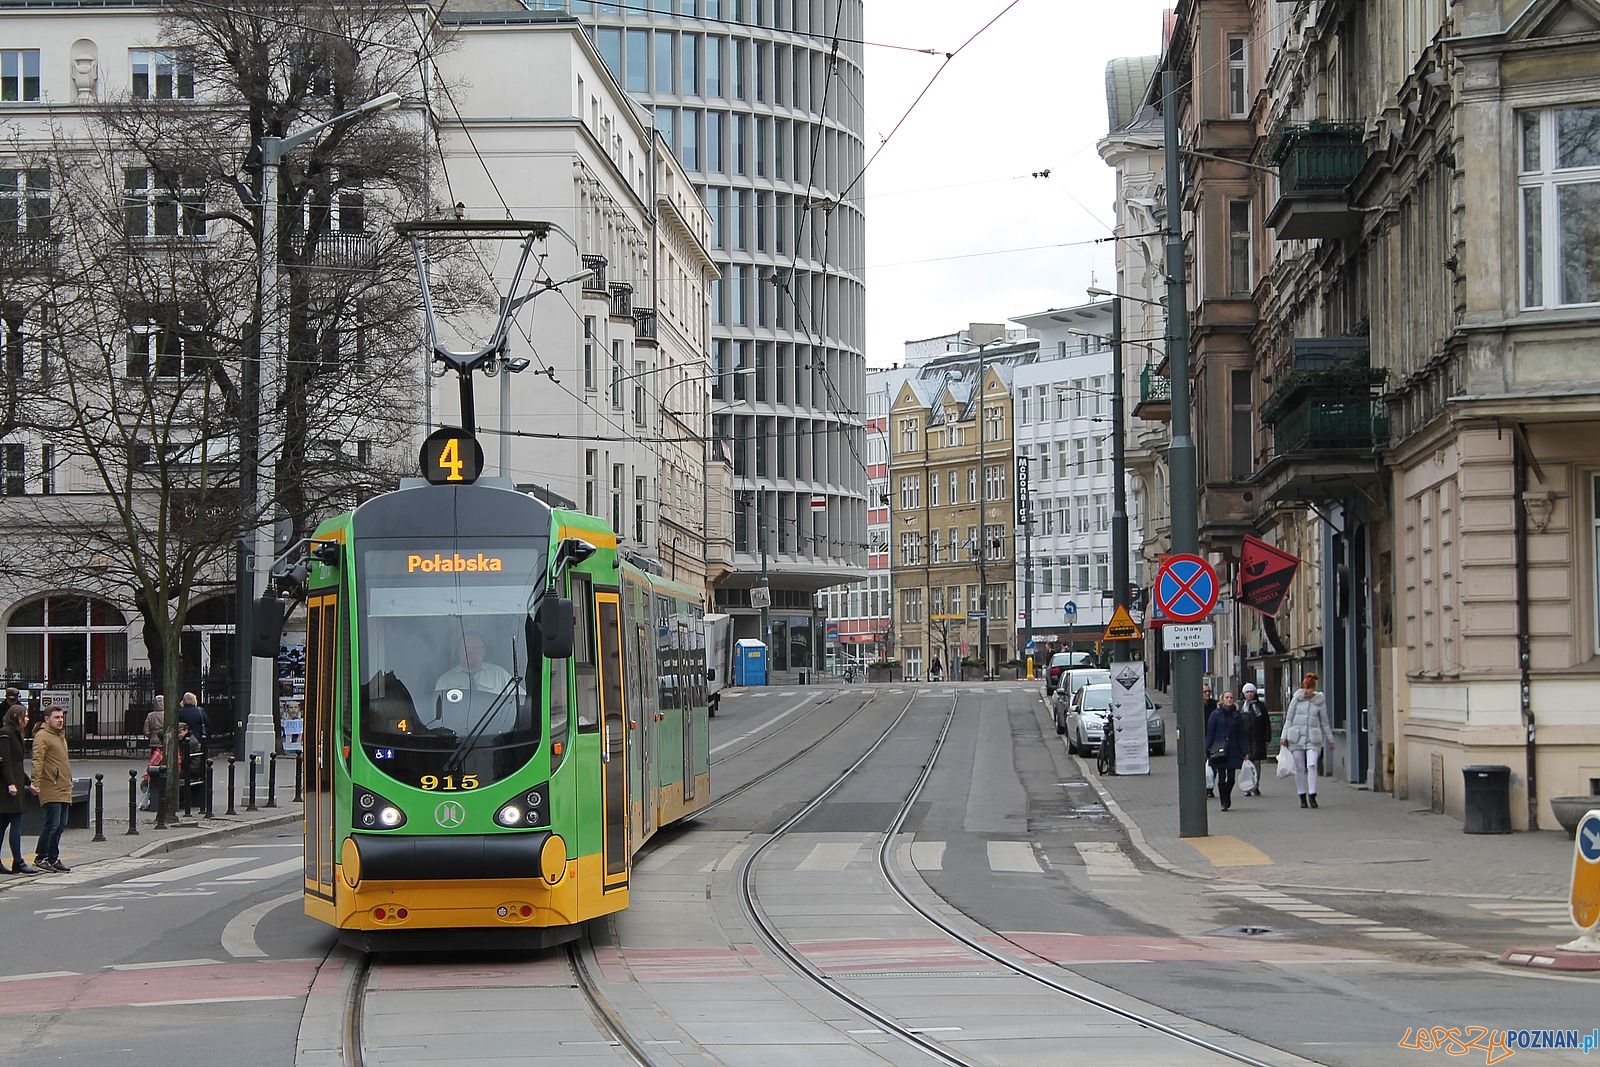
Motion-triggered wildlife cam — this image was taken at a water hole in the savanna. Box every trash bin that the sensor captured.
[1462,764,1512,834]
[797,668,809,686]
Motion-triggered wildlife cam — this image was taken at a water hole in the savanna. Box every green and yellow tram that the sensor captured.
[267,478,711,949]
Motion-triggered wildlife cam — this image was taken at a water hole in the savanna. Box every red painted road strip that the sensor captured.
[0,960,319,1016]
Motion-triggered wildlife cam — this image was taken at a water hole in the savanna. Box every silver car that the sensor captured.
[1065,682,1165,756]
[1051,668,1110,734]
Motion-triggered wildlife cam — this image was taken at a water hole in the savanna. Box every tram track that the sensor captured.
[734,687,1287,1067]
[695,690,877,819]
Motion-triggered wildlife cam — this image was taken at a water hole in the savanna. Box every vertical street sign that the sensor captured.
[1016,455,1030,526]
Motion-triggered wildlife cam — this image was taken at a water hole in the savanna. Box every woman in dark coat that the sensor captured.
[1204,692,1249,812]
[0,702,39,873]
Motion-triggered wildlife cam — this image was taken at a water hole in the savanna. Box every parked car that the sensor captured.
[1051,668,1110,734]
[1065,682,1165,756]
[1042,651,1095,696]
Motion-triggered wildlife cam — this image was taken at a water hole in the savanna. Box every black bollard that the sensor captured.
[226,755,238,815]
[247,753,260,811]
[126,769,140,836]
[266,753,279,808]
[93,773,106,842]
[203,759,215,819]
[293,750,304,803]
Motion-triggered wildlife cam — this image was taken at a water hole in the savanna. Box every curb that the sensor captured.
[130,809,304,858]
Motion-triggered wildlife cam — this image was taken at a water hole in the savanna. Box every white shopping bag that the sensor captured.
[1205,760,1216,792]
[1276,745,1295,779]
[1238,759,1258,794]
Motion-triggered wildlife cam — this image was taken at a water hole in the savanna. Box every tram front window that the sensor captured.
[356,542,546,790]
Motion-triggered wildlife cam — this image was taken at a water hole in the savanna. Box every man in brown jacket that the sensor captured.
[29,701,73,873]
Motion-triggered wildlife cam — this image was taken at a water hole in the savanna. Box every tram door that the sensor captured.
[679,621,695,804]
[635,617,655,840]
[303,595,338,901]
[595,593,629,889]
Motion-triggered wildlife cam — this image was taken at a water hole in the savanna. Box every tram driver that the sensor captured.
[433,629,521,736]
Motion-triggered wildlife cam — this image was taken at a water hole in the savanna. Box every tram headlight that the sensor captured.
[495,804,524,827]
[352,786,406,830]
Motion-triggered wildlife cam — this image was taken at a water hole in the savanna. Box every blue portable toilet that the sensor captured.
[734,639,768,686]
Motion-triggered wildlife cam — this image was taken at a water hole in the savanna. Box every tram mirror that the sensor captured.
[251,597,286,658]
[538,597,575,659]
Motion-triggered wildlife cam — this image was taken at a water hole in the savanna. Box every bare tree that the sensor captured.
[0,0,481,818]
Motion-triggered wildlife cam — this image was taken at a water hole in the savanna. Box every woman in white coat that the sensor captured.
[1280,672,1332,808]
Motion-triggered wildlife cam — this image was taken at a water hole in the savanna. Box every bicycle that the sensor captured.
[1096,715,1117,777]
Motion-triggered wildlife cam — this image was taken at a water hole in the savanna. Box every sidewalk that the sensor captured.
[0,757,302,887]
[1086,748,1577,901]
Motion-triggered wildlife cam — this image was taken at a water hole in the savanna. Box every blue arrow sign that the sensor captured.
[1579,812,1600,864]
[1062,600,1077,617]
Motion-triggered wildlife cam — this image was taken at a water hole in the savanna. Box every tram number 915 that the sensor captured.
[419,775,480,791]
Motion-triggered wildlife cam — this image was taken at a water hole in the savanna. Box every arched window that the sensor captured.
[5,594,129,684]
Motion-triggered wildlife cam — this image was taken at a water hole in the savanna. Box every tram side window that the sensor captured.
[573,574,600,732]
[548,654,570,770]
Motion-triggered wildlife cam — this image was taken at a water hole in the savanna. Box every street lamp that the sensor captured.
[247,90,404,758]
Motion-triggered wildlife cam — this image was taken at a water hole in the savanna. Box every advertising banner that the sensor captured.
[1237,535,1301,616]
[1110,661,1150,776]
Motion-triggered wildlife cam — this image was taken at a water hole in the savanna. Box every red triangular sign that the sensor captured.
[1236,535,1300,616]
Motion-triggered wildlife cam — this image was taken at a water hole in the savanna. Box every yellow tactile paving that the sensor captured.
[1183,835,1273,867]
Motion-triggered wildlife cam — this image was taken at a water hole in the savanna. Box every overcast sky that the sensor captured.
[857,1,1172,365]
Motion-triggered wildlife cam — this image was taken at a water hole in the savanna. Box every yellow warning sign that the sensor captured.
[1101,604,1143,643]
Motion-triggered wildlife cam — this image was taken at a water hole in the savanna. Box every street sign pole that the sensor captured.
[1162,70,1206,839]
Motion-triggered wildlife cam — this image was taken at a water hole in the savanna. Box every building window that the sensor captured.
[1226,35,1248,118]
[634,475,648,544]
[984,465,1006,501]
[1227,198,1253,295]
[1230,367,1253,479]
[1519,105,1600,309]
[131,48,194,100]
[126,306,205,378]
[901,587,922,624]
[611,343,625,410]
[123,168,206,240]
[985,523,1006,561]
[947,469,957,504]
[1,50,40,103]
[611,463,625,531]
[1095,494,1109,531]
[1095,552,1110,593]
[0,168,50,240]
[899,531,919,566]
[928,472,940,508]
[898,473,920,510]
[0,441,23,495]
[583,317,597,391]
[1040,558,1054,595]
[1076,554,1091,593]
[985,404,1004,441]
[1076,495,1091,533]
[584,449,598,514]
[1019,388,1031,424]
[633,359,647,426]
[967,467,977,502]
[898,416,918,453]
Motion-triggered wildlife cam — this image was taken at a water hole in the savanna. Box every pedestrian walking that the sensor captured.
[178,692,208,754]
[1202,683,1218,796]
[1240,683,1271,796]
[176,722,204,810]
[29,701,73,872]
[1205,691,1248,811]
[143,694,165,749]
[1,701,40,874]
[929,657,943,683]
[1280,672,1332,809]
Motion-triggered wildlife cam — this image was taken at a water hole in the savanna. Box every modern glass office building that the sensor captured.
[572,0,868,672]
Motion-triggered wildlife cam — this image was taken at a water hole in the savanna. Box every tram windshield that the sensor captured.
[355,541,546,790]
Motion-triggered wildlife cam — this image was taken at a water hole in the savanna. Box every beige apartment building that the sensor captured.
[1125,0,1600,828]
[888,352,1023,679]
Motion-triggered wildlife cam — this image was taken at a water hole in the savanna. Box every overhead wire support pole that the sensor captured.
[1111,297,1130,611]
[1162,70,1207,839]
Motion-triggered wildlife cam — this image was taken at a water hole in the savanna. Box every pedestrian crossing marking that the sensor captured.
[1075,841,1138,878]
[987,841,1043,873]
[211,857,304,883]
[796,842,862,871]
[909,841,945,871]
[116,856,256,885]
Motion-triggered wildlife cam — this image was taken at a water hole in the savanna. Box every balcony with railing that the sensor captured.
[1265,122,1367,241]
[633,307,658,345]
[294,230,378,270]
[608,282,633,319]
[1256,350,1387,501]
[582,254,608,294]
[0,234,58,275]
[1133,365,1171,421]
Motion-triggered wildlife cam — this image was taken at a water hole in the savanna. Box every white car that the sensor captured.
[1051,669,1110,734]
[1065,682,1165,756]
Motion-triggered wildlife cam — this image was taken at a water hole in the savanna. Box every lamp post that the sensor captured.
[247,91,402,759]
[1085,289,1132,612]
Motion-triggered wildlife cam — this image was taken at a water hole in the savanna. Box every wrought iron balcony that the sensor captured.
[1133,365,1172,421]
[0,234,58,275]
[608,282,633,319]
[1256,359,1388,501]
[633,307,658,345]
[1265,122,1367,241]
[581,254,608,294]
[293,230,377,269]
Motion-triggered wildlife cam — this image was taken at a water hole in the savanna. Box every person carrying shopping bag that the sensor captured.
[1280,672,1332,809]
[1204,692,1248,812]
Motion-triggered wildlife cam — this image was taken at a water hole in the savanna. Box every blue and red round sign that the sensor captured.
[1155,554,1219,623]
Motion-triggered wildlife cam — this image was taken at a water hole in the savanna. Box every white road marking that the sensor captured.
[909,841,945,871]
[115,856,256,885]
[0,971,79,983]
[222,891,302,959]
[36,903,125,920]
[1075,841,1138,877]
[987,841,1043,873]
[106,959,223,971]
[710,697,813,754]
[797,842,861,871]
[212,857,305,883]
[129,995,298,1007]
